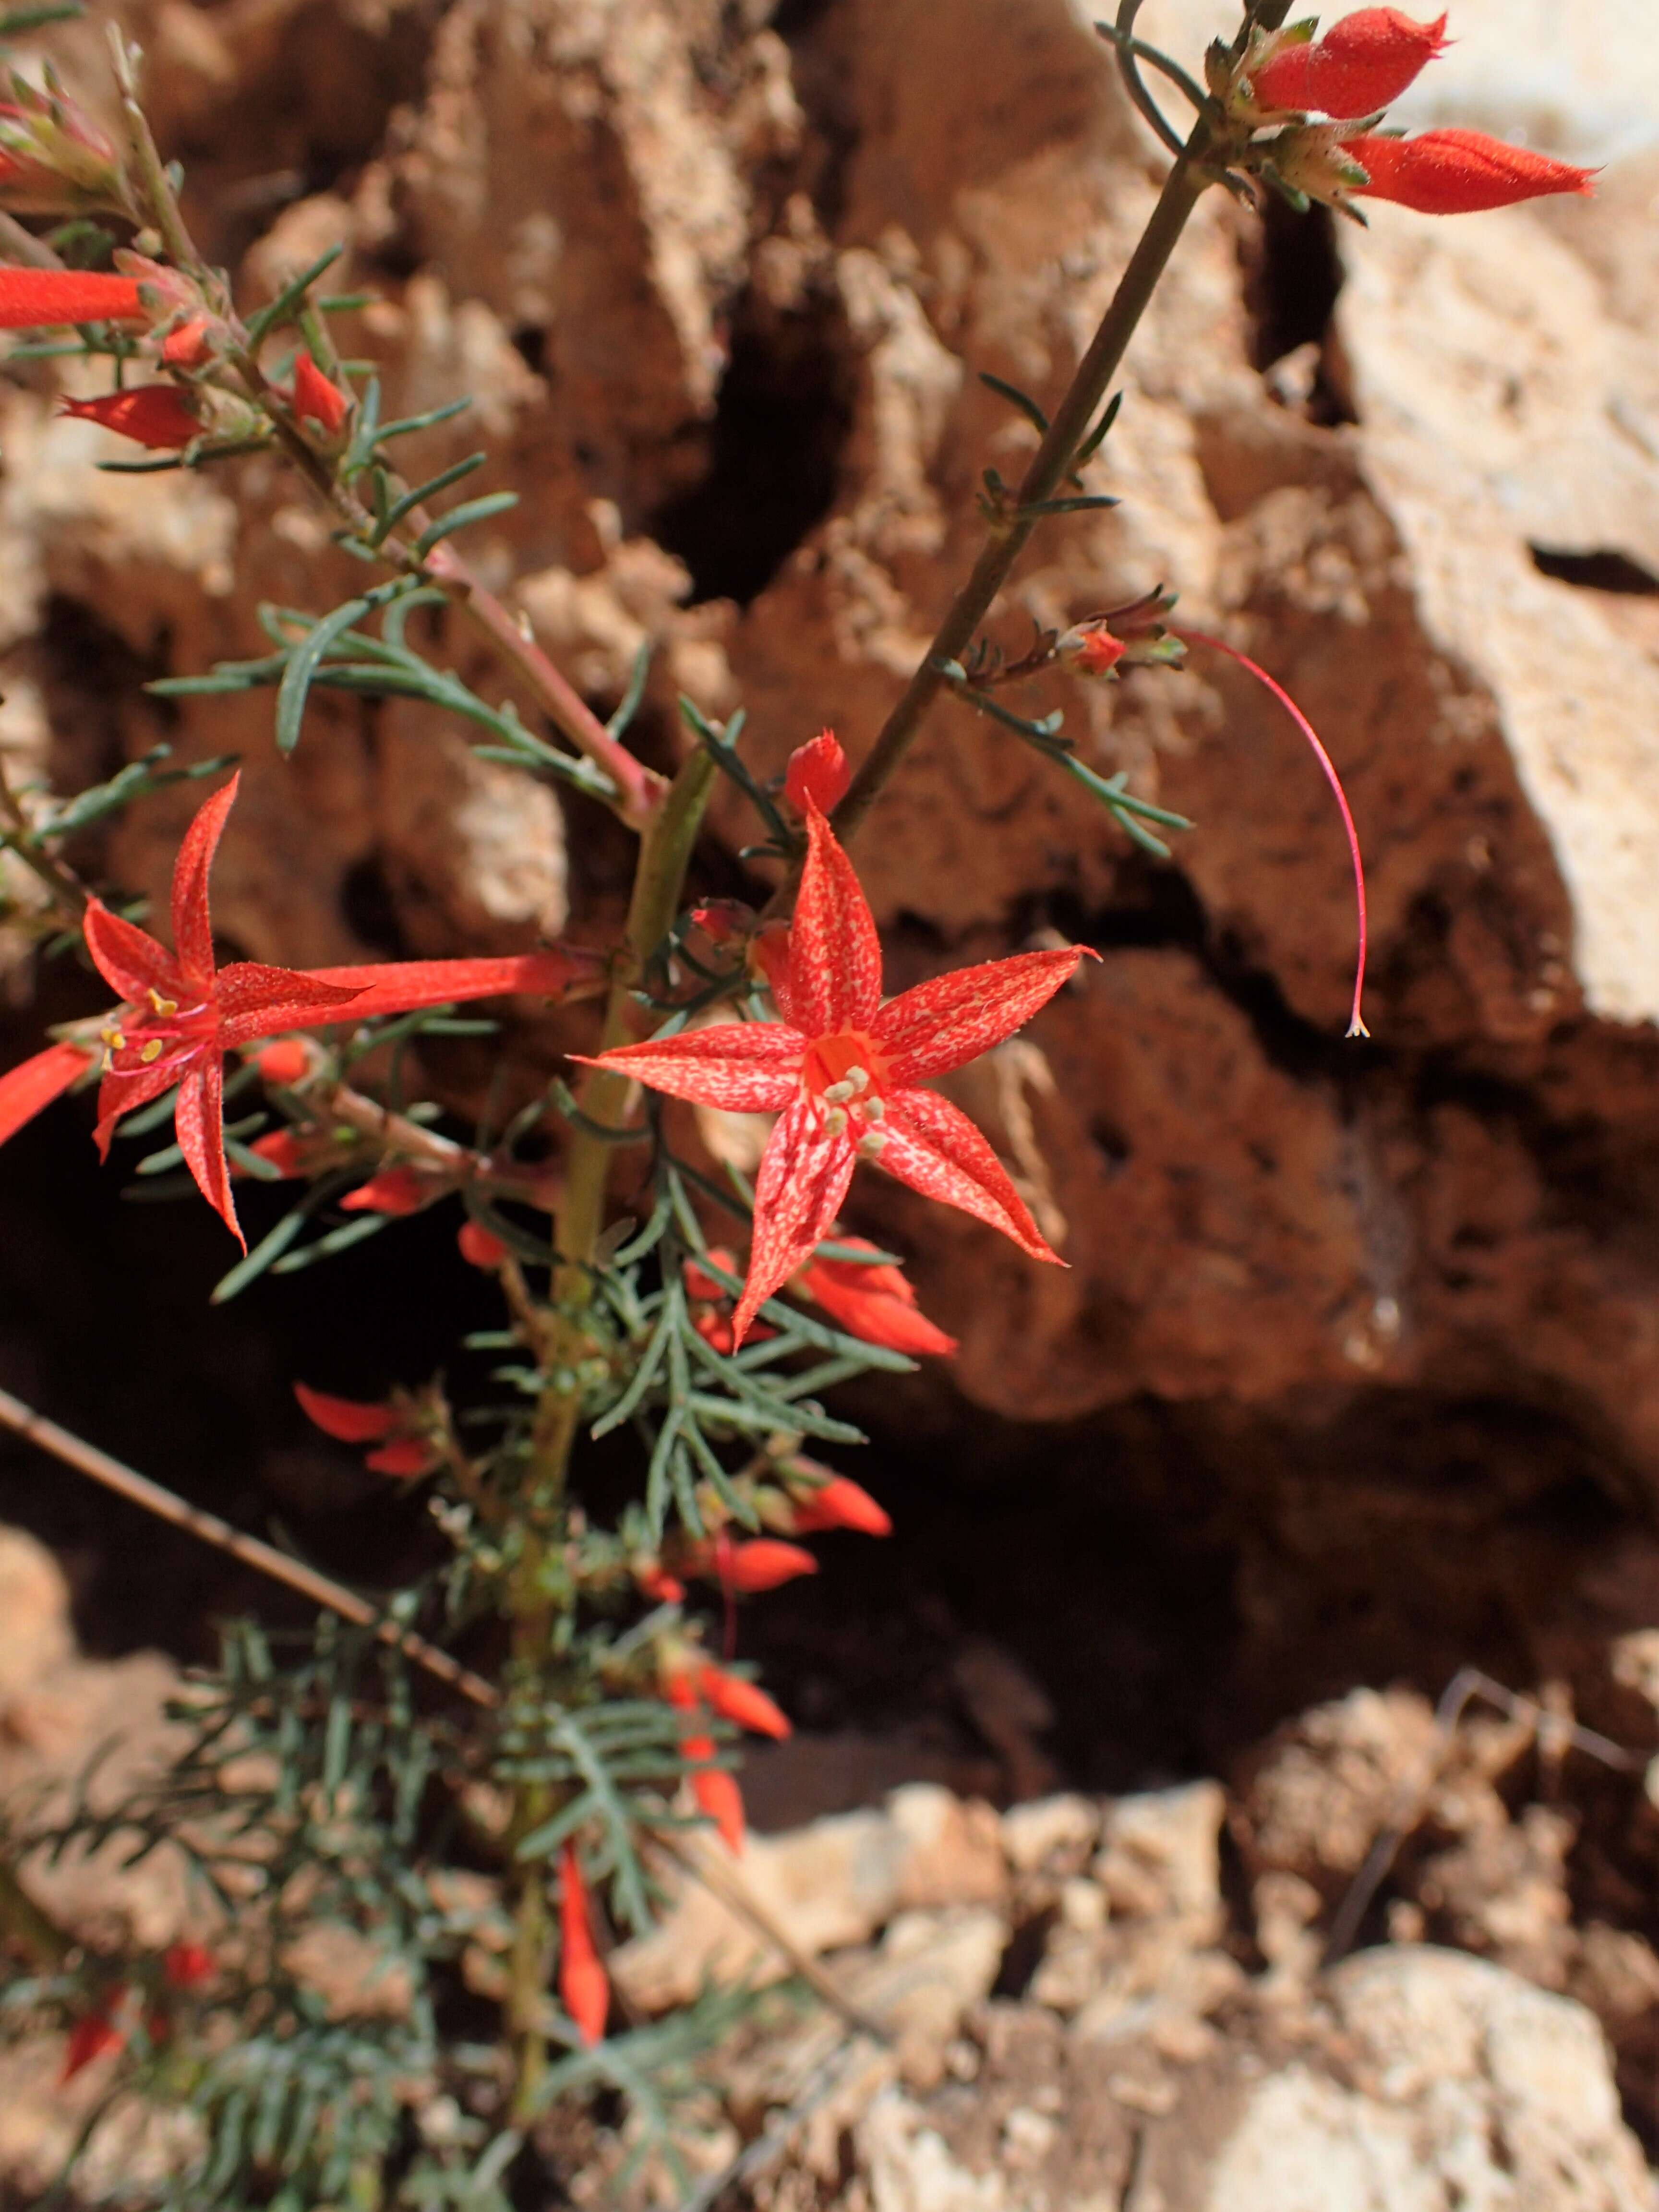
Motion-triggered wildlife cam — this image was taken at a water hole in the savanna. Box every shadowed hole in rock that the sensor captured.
[1241,195,1358,427]
[1531,547,1659,594]
[652,281,856,605]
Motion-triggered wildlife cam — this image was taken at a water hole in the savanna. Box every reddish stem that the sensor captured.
[1178,630,1370,1039]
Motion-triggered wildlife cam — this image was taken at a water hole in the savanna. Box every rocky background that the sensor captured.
[5,0,1659,2203]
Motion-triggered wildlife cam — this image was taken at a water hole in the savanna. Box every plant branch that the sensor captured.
[831,92,1216,846]
[0,1385,498,1708]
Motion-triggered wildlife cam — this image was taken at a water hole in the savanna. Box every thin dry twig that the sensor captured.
[1322,1665,1643,1966]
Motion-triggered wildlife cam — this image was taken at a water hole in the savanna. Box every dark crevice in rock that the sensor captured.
[39,596,174,816]
[1241,196,1358,427]
[1531,546,1659,595]
[651,280,856,604]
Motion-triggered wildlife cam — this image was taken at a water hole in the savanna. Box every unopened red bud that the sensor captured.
[1348,129,1597,214]
[248,1129,305,1177]
[256,1039,310,1085]
[293,1381,399,1443]
[684,1248,738,1303]
[60,385,201,451]
[292,347,350,437]
[1057,622,1128,679]
[783,728,850,816]
[1250,10,1448,119]
[788,1473,892,1539]
[341,1166,430,1215]
[636,1564,685,1604]
[689,900,753,948]
[364,1435,440,1478]
[558,1844,609,2045]
[162,1941,214,1989]
[457,1221,507,1269]
[698,1662,792,1740]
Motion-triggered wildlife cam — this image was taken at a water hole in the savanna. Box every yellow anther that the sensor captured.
[146,988,179,1018]
[99,1022,126,1051]
[139,1039,164,1064]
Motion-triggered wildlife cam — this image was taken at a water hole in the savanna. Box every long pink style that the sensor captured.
[1177,631,1370,1039]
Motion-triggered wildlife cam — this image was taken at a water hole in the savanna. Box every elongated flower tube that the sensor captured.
[1250,10,1449,118]
[557,1844,609,2046]
[786,1469,893,1539]
[585,732,1092,1343]
[682,1537,818,1592]
[666,1677,745,1853]
[60,386,201,450]
[696,1662,792,1741]
[1177,632,1370,1038]
[291,348,349,436]
[1347,129,1596,213]
[0,773,600,1242]
[0,266,143,328]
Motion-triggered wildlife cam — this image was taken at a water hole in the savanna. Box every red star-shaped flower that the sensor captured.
[73,771,599,1246]
[586,733,1093,1343]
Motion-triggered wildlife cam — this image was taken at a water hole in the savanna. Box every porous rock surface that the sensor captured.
[6,11,1659,1669]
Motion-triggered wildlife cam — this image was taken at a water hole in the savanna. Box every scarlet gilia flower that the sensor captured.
[457,1220,507,1269]
[794,1238,957,1357]
[558,1844,609,2046]
[293,1382,440,1478]
[160,314,215,369]
[785,1466,892,1539]
[783,726,851,815]
[341,1166,433,1216]
[666,1677,745,1853]
[291,348,350,437]
[1249,10,1448,119]
[586,731,1091,1343]
[0,774,600,1242]
[60,385,202,451]
[1347,129,1597,214]
[0,265,143,328]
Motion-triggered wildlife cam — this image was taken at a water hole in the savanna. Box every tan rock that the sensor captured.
[0,1526,72,1707]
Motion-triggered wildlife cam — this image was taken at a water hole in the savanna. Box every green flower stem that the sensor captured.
[505,741,718,2118]
[832,118,1215,847]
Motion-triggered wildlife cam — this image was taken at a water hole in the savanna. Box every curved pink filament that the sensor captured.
[1177,630,1370,1039]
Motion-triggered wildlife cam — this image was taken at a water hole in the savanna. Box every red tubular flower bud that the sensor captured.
[292,348,350,436]
[457,1220,507,1269]
[1056,622,1128,679]
[693,1761,745,1852]
[364,1435,439,1478]
[794,1241,958,1357]
[340,1166,431,1215]
[558,1844,609,2046]
[1251,10,1448,118]
[0,267,142,328]
[61,1998,128,2081]
[788,1473,893,1539]
[255,1039,311,1085]
[684,1247,738,1303]
[636,1563,685,1604]
[1348,130,1596,214]
[293,1382,399,1443]
[783,728,851,816]
[697,1662,792,1740]
[59,385,201,451]
[716,1539,823,1592]
[161,314,215,368]
[247,1130,306,1177]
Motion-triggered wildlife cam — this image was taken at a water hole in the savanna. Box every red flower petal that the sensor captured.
[81,898,186,1009]
[732,1094,856,1347]
[558,1844,609,2045]
[303,948,600,1018]
[1349,130,1596,214]
[0,1040,90,1146]
[787,802,882,1037]
[175,1057,240,1244]
[214,962,363,1036]
[93,1051,195,1162]
[0,268,143,329]
[457,1221,507,1269]
[878,1088,1061,1264]
[293,1382,398,1442]
[872,945,1092,1086]
[587,1020,805,1114]
[60,2007,126,2082]
[169,774,239,986]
